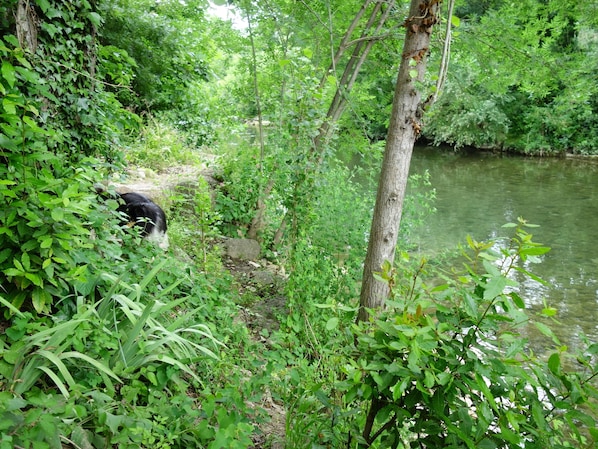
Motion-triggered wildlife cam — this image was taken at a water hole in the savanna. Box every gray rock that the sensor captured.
[224,238,261,260]
[252,270,276,286]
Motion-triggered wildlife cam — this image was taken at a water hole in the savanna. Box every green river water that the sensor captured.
[407,147,598,353]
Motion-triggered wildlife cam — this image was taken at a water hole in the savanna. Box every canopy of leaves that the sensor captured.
[424,0,598,154]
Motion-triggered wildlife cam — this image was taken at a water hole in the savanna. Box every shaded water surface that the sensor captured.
[408,147,598,351]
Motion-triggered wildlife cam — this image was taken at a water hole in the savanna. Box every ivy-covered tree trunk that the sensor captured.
[358,0,441,323]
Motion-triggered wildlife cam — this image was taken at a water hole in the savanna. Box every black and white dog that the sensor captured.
[116,192,169,249]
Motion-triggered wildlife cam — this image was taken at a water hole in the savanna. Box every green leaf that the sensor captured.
[457,406,473,435]
[477,438,497,449]
[104,411,124,434]
[430,391,445,415]
[1,61,15,88]
[520,246,550,256]
[0,294,25,317]
[32,288,52,313]
[35,0,52,13]
[21,252,30,271]
[463,292,479,319]
[531,402,547,430]
[325,317,339,331]
[409,69,419,79]
[88,12,102,27]
[423,370,435,389]
[451,15,461,27]
[0,179,17,186]
[509,291,525,308]
[25,272,43,287]
[484,275,507,300]
[541,306,557,317]
[70,425,93,449]
[51,208,64,222]
[547,352,560,375]
[466,234,476,249]
[37,365,70,398]
[534,321,561,345]
[505,338,526,358]
[475,373,498,413]
[60,352,121,383]
[13,257,24,273]
[497,426,521,444]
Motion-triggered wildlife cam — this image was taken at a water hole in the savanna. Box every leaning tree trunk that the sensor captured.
[357,0,441,323]
[313,0,396,154]
[271,0,396,245]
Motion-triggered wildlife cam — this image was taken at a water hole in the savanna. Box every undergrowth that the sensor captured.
[124,119,203,171]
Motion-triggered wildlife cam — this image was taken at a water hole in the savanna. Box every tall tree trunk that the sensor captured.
[245,3,268,240]
[357,0,441,323]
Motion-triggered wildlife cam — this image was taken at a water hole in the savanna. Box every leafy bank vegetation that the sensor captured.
[1,0,597,448]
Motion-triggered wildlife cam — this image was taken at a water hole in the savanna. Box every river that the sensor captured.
[407,146,598,353]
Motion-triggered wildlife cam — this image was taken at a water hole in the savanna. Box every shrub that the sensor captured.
[338,219,598,448]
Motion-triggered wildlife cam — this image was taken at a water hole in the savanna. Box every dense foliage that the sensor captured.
[1,0,597,447]
[343,221,597,447]
[0,1,262,447]
[0,0,135,315]
[424,0,598,154]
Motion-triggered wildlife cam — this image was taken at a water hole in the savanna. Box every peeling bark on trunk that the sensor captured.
[16,0,38,53]
[357,0,441,323]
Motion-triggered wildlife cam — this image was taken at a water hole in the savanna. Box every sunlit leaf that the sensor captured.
[325,317,339,331]
[484,275,507,300]
[541,306,557,317]
[1,61,15,88]
[534,322,561,345]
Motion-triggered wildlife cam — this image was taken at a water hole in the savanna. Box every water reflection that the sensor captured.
[408,147,598,352]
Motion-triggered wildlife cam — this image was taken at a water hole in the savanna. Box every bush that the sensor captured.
[337,219,598,448]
